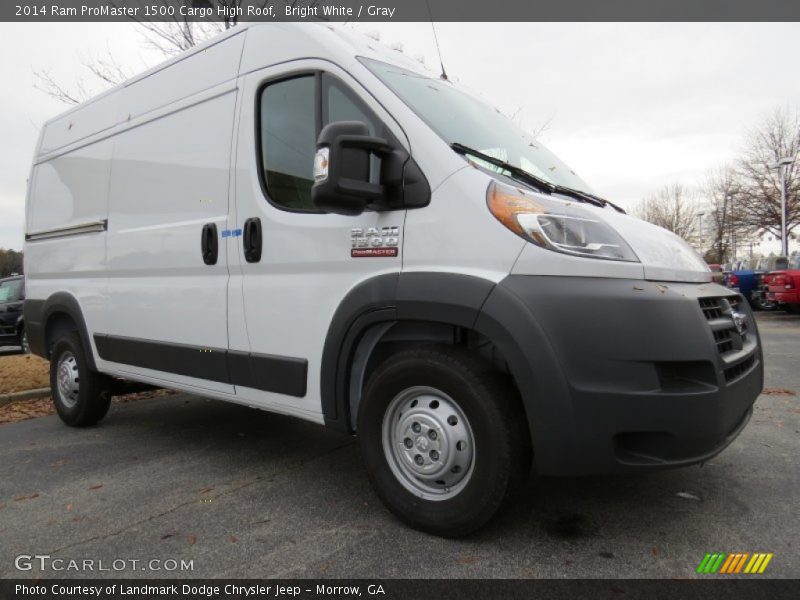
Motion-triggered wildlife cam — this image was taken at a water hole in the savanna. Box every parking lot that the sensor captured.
[0,312,798,579]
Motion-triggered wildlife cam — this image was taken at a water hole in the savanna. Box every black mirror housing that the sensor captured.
[311,121,393,216]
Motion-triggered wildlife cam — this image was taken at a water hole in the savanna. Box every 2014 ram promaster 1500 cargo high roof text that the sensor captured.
[23,23,763,537]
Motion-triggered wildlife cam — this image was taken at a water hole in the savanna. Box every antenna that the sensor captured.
[425,0,448,80]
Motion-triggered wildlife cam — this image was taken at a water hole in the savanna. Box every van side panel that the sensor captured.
[122,32,245,123]
[24,139,113,356]
[39,94,121,157]
[28,142,112,234]
[100,90,238,393]
[37,31,245,160]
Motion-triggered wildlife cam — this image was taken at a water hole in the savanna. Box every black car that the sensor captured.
[0,275,27,352]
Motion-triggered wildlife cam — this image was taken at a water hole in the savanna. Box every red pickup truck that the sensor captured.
[766,255,800,314]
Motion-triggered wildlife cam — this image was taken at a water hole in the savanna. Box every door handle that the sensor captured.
[243,217,262,263]
[201,223,218,265]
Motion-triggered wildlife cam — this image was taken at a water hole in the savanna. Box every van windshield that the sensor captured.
[361,57,592,192]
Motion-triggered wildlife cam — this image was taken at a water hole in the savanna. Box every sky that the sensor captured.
[1,21,799,250]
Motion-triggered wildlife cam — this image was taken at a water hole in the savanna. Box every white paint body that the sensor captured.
[24,23,710,423]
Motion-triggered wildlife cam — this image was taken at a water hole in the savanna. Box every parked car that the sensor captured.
[765,255,800,314]
[725,259,761,307]
[22,23,763,536]
[0,275,27,352]
[751,256,789,311]
[707,263,724,284]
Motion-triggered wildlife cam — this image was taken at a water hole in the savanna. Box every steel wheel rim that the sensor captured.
[382,385,475,501]
[56,352,80,408]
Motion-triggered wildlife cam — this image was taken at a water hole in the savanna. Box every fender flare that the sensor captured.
[321,272,494,431]
[23,292,97,371]
[320,272,576,471]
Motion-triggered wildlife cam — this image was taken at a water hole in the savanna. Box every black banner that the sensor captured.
[1,579,799,600]
[4,0,800,23]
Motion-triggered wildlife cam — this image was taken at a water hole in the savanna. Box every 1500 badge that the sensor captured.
[351,227,400,258]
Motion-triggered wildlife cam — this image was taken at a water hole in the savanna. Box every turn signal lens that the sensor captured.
[487,182,549,245]
[313,147,330,182]
[486,181,639,262]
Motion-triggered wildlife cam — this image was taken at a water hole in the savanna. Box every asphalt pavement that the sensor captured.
[0,312,798,579]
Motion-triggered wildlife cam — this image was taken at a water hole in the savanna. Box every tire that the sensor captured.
[18,327,29,354]
[357,345,531,537]
[786,304,800,315]
[50,330,111,427]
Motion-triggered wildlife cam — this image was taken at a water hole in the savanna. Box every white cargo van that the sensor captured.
[24,23,763,536]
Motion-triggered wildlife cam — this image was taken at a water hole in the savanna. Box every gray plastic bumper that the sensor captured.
[477,276,763,476]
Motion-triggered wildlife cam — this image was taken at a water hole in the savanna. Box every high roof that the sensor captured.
[37,23,430,160]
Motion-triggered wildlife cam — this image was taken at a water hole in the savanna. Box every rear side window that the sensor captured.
[258,73,384,212]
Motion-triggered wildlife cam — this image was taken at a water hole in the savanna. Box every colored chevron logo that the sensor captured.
[696,552,774,574]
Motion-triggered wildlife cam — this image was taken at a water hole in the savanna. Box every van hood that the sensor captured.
[593,207,711,283]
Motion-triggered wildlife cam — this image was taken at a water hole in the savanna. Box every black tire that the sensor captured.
[786,304,800,315]
[357,345,531,537]
[50,331,111,427]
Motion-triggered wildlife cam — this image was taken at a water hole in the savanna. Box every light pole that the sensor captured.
[769,157,794,257]
[696,212,704,252]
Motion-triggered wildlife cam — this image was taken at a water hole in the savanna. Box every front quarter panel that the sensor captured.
[402,167,526,283]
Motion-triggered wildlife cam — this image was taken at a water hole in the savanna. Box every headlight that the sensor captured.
[487,181,639,262]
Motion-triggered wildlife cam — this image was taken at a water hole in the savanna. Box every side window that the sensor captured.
[322,75,383,183]
[323,76,379,135]
[258,73,388,212]
[259,76,317,211]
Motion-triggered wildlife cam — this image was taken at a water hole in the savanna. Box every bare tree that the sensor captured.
[635,183,700,244]
[701,166,744,263]
[33,0,275,105]
[734,107,799,240]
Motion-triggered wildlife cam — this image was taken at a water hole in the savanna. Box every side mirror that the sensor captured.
[311,121,395,216]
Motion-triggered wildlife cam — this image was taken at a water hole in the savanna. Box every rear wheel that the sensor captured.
[50,331,111,427]
[358,345,531,537]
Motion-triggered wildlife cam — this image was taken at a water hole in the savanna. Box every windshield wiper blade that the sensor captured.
[450,143,555,194]
[451,142,627,213]
[552,185,627,214]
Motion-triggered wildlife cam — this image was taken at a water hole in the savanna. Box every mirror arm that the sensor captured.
[337,134,394,156]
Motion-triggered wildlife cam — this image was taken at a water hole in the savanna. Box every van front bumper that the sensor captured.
[479,276,763,476]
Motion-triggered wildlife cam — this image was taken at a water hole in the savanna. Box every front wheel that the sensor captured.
[358,346,531,537]
[50,331,111,427]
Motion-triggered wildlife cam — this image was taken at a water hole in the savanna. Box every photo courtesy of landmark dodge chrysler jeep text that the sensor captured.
[23,23,763,536]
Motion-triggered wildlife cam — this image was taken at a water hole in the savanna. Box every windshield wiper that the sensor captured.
[451,142,627,213]
[450,143,555,194]
[551,185,626,213]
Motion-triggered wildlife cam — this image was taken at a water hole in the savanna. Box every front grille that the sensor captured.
[712,329,734,354]
[724,354,756,383]
[699,296,744,356]
[699,295,757,384]
[699,297,726,320]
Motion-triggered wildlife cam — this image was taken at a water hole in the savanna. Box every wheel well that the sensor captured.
[348,320,517,431]
[44,312,79,358]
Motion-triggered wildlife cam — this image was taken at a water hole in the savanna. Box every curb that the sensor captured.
[0,388,51,408]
